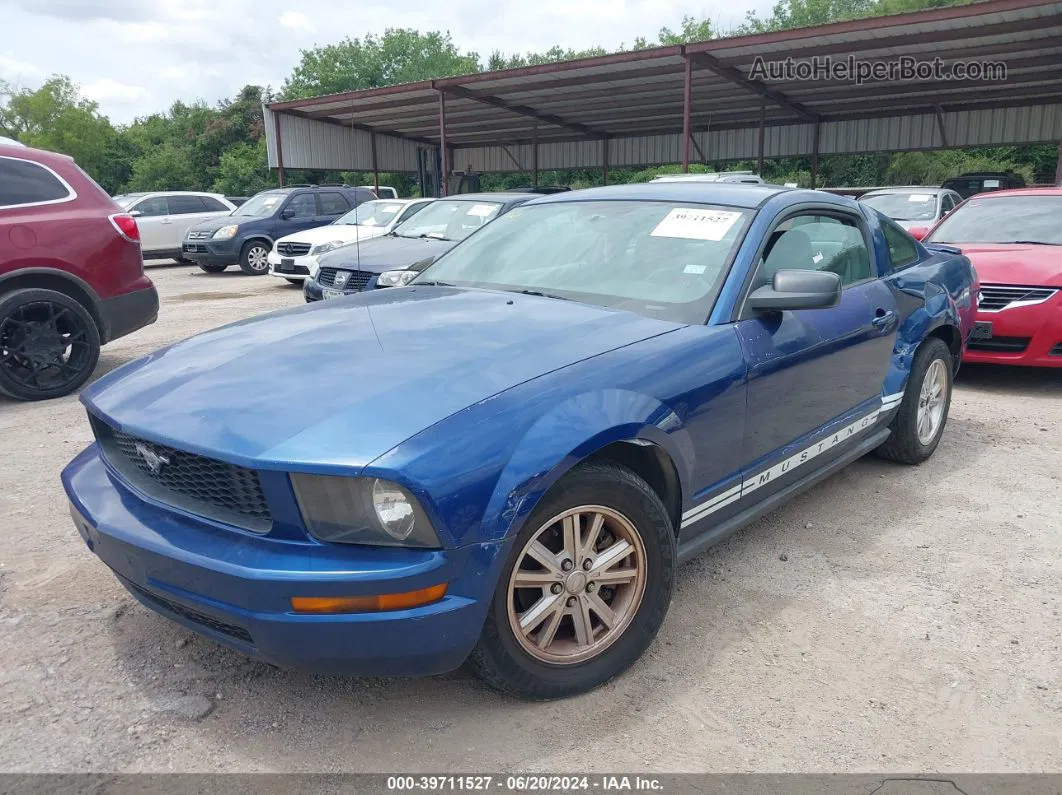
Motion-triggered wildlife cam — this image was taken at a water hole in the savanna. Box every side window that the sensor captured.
[940,194,954,214]
[0,158,73,207]
[881,220,920,271]
[200,196,230,212]
[284,193,317,219]
[758,213,871,288]
[318,192,349,216]
[132,196,170,216]
[167,195,207,214]
[396,202,428,224]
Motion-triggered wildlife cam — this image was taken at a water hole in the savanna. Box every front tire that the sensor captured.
[239,241,271,275]
[875,337,953,464]
[469,461,675,700]
[0,288,101,401]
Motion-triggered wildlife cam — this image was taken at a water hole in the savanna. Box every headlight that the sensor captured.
[290,474,440,548]
[377,270,418,288]
[212,225,239,239]
[311,240,348,256]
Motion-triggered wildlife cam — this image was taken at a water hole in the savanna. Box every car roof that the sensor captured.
[527,182,792,209]
[440,192,539,206]
[954,186,1062,198]
[861,187,946,196]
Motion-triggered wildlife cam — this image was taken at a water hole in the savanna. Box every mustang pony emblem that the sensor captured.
[134,441,170,476]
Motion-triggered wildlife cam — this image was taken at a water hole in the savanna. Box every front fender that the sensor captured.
[480,389,690,544]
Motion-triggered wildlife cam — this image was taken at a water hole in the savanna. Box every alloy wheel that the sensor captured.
[507,505,647,665]
[0,300,95,395]
[246,246,269,272]
[916,358,948,444]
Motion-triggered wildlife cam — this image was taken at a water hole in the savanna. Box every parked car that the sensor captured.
[914,188,1061,367]
[225,196,250,208]
[62,183,975,699]
[267,198,434,284]
[857,187,962,230]
[941,171,1026,199]
[652,171,764,185]
[0,142,158,401]
[362,185,399,200]
[182,185,376,275]
[112,192,236,262]
[305,193,535,300]
[503,186,572,194]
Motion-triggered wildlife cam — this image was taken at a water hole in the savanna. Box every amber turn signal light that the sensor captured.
[291,583,447,614]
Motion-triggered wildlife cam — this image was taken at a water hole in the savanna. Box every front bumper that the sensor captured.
[182,238,240,267]
[964,295,1062,367]
[267,250,316,282]
[302,274,382,303]
[62,445,503,676]
[98,283,159,344]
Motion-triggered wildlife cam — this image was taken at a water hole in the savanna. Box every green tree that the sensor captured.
[0,76,118,190]
[212,139,277,195]
[281,29,481,99]
[657,15,714,43]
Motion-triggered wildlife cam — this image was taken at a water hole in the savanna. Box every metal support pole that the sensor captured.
[757,101,766,176]
[370,131,379,194]
[273,112,286,187]
[810,122,820,189]
[1055,141,1062,187]
[682,55,693,172]
[437,90,448,197]
[532,124,539,187]
[602,138,609,186]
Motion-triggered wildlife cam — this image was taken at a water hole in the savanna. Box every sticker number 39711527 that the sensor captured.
[650,208,744,241]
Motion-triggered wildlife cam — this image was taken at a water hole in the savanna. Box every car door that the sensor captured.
[278,192,321,235]
[129,196,171,254]
[316,191,351,226]
[733,207,899,499]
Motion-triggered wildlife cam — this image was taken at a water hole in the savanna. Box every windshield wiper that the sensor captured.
[420,232,450,241]
[998,240,1061,246]
[414,280,454,287]
[512,289,570,301]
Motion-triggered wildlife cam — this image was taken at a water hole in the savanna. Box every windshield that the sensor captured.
[393,199,502,241]
[335,200,405,226]
[927,195,1062,245]
[860,192,937,221]
[233,192,286,217]
[417,200,752,323]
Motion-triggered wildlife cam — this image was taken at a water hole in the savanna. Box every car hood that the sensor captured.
[276,225,386,247]
[82,287,680,472]
[315,234,455,273]
[186,216,246,234]
[949,244,1062,287]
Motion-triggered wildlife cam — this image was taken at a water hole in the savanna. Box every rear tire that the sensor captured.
[198,263,228,273]
[0,288,101,401]
[239,241,271,275]
[285,278,301,286]
[875,337,953,464]
[469,461,675,700]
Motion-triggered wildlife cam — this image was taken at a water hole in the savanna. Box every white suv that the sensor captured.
[267,198,433,283]
[113,192,236,262]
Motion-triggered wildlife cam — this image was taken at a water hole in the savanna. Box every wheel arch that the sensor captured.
[925,323,962,374]
[0,267,106,340]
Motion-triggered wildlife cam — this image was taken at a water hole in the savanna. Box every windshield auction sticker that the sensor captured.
[651,208,743,241]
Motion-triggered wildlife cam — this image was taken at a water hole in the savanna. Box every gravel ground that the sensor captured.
[1,261,1060,773]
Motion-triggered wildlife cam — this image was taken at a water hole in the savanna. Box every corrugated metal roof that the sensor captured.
[266,0,1062,172]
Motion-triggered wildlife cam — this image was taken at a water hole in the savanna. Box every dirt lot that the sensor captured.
[1,261,1060,773]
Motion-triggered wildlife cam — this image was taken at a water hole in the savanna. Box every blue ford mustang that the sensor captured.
[62,183,976,700]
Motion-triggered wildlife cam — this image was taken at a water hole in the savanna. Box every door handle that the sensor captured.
[161,217,174,224]
[872,309,897,330]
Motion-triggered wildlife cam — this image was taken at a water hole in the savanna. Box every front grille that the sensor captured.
[91,416,272,534]
[117,574,254,645]
[183,244,208,253]
[317,267,373,290]
[276,242,312,257]
[967,335,1031,353]
[187,230,213,240]
[979,284,1057,312]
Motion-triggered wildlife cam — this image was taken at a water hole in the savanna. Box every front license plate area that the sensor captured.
[322,288,345,300]
[279,258,295,272]
[971,321,993,340]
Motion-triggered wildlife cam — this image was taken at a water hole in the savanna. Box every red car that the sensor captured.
[0,142,158,400]
[912,188,1062,367]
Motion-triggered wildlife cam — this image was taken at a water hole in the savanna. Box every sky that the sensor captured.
[0,0,774,124]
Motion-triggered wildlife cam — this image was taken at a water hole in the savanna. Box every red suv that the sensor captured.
[0,142,158,400]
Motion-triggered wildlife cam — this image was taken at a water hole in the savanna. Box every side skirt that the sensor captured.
[676,428,891,564]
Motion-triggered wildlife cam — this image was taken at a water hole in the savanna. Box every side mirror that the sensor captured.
[748,269,842,312]
[908,226,930,241]
[280,208,295,220]
[128,210,142,218]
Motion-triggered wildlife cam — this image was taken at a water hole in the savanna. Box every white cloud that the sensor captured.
[279,10,316,32]
[3,0,775,123]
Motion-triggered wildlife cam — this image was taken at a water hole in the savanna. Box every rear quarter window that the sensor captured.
[0,157,75,208]
[881,220,920,271]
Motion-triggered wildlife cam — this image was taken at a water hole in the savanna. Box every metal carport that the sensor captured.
[264,0,1062,193]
